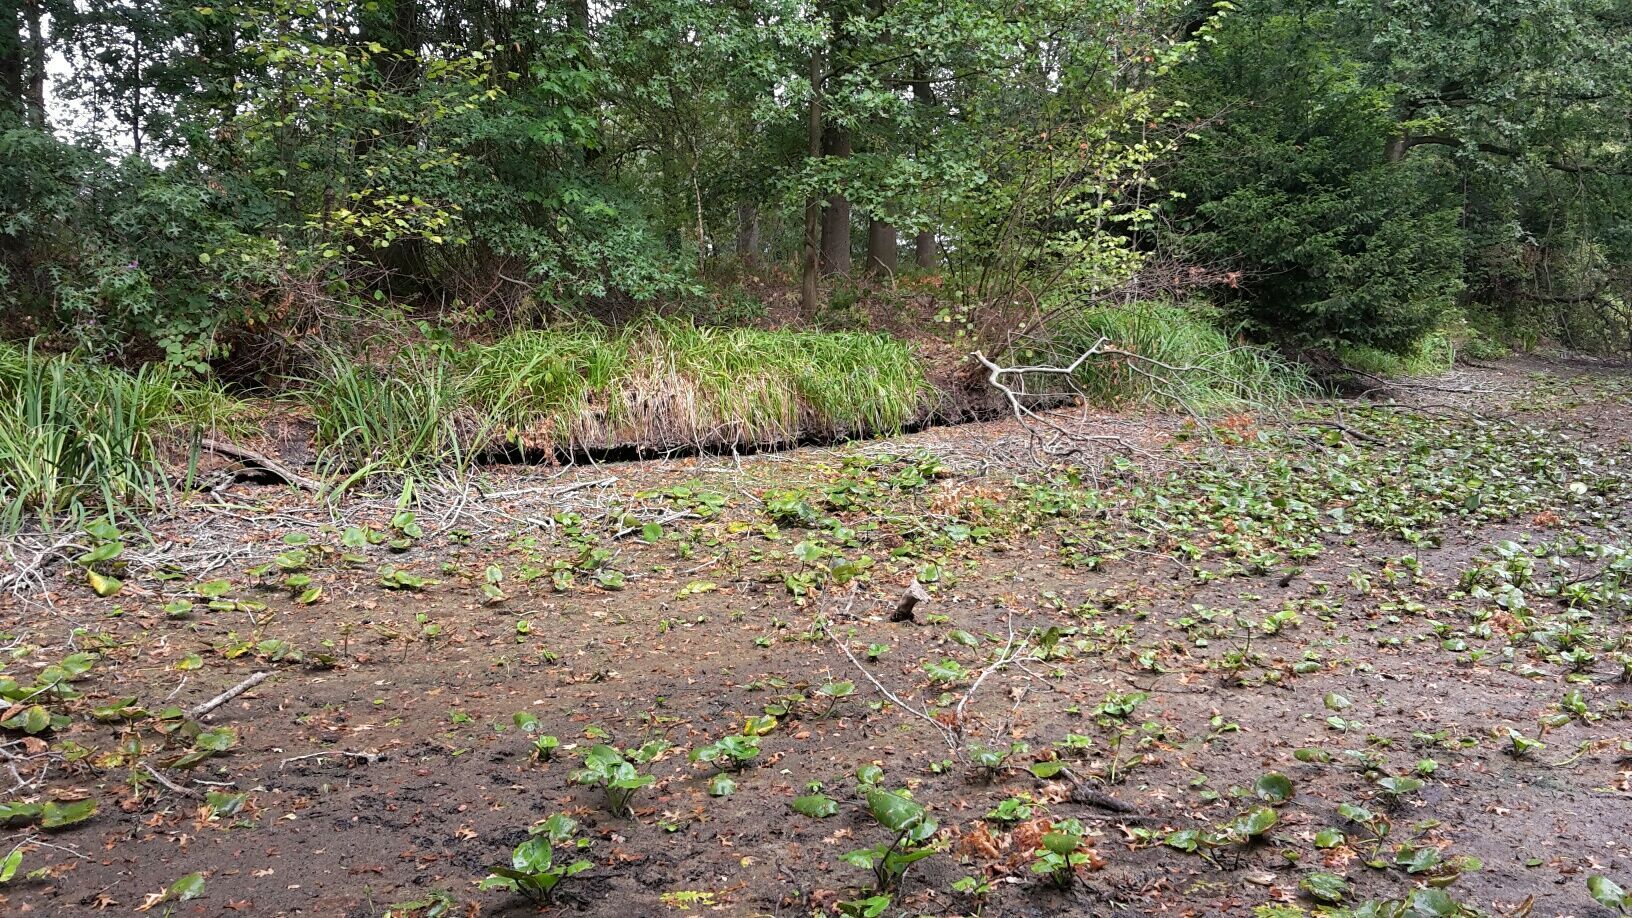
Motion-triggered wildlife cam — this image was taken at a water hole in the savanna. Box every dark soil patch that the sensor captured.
[2,361,1630,917]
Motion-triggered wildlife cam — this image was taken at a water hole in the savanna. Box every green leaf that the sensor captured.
[0,847,20,884]
[1588,875,1628,909]
[1299,872,1348,903]
[167,871,207,902]
[87,569,122,597]
[1029,760,1067,778]
[793,794,839,818]
[1231,805,1277,838]
[1405,888,1459,917]
[511,835,554,874]
[865,788,926,834]
[1253,772,1294,804]
[40,799,97,829]
[707,774,736,797]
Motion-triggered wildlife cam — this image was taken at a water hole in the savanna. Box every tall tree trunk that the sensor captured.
[0,3,21,122]
[866,218,896,277]
[914,230,936,270]
[130,30,142,156]
[800,49,823,316]
[911,74,937,271]
[736,203,760,270]
[820,126,852,275]
[22,0,42,129]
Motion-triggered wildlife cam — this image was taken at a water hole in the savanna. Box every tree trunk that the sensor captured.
[736,203,760,269]
[0,3,21,120]
[820,126,852,275]
[866,218,897,277]
[800,50,823,316]
[911,74,938,272]
[914,230,936,270]
[22,0,43,129]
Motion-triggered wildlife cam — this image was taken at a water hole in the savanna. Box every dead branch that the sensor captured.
[279,750,382,769]
[200,438,325,493]
[142,763,202,799]
[189,671,270,720]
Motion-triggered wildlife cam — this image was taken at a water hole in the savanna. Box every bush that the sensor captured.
[1169,8,1465,354]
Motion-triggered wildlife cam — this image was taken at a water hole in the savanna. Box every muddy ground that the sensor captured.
[2,358,1631,918]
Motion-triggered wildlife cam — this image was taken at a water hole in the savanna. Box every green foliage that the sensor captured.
[0,342,245,529]
[479,814,591,904]
[841,786,941,893]
[1170,6,1465,353]
[299,318,929,472]
[569,742,664,816]
[1039,301,1307,410]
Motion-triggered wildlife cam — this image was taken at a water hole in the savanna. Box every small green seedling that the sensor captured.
[689,734,760,771]
[1031,818,1093,887]
[841,787,941,892]
[479,814,591,903]
[570,743,663,815]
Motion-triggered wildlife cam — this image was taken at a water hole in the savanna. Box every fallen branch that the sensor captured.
[280,750,382,770]
[189,671,270,720]
[824,589,959,753]
[200,438,324,493]
[142,763,202,799]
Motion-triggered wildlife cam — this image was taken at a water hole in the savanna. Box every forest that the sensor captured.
[1,2,1631,917]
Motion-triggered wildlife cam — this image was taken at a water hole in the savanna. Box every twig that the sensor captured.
[954,614,1021,733]
[824,590,959,752]
[143,763,202,799]
[279,750,382,769]
[189,671,270,720]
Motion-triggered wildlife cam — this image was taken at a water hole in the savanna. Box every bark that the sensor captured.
[22,0,43,129]
[0,3,21,120]
[800,49,823,316]
[820,126,852,275]
[865,218,897,277]
[911,74,938,272]
[914,230,937,270]
[736,203,760,269]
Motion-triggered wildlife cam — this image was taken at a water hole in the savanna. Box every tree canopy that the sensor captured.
[3,0,1630,366]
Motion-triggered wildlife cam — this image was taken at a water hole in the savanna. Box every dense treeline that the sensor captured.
[2,0,1630,371]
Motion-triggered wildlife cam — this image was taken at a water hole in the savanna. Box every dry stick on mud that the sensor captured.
[142,763,201,799]
[189,671,270,720]
[826,590,1028,760]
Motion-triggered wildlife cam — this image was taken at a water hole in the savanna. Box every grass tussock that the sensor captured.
[1335,331,1457,378]
[1039,301,1307,410]
[0,342,246,529]
[300,318,931,472]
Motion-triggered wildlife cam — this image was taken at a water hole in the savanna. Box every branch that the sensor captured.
[189,671,270,720]
[200,439,324,493]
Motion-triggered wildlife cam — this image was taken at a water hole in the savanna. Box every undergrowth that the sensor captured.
[1040,301,1306,410]
[0,342,244,530]
[300,318,932,473]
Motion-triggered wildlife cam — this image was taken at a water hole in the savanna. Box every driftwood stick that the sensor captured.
[279,750,382,770]
[200,438,324,493]
[143,763,202,799]
[189,671,269,720]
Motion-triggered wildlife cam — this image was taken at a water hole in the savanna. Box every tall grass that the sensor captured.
[0,342,244,530]
[302,345,482,478]
[1335,331,1457,378]
[1038,301,1306,411]
[300,318,932,470]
